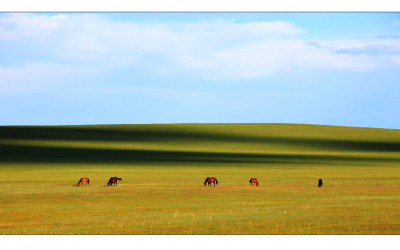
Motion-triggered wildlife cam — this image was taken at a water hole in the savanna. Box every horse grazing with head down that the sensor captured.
[108,177,122,186]
[77,177,90,186]
[204,177,218,186]
[249,178,259,186]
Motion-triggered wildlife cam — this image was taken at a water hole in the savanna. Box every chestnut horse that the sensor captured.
[204,177,218,186]
[77,177,90,186]
[249,178,259,186]
[108,177,122,186]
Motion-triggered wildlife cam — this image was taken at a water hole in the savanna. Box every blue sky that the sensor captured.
[1,13,400,128]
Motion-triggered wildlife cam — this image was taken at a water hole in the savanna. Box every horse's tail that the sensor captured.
[77,178,82,186]
[87,178,90,185]
[117,177,122,180]
[215,178,218,185]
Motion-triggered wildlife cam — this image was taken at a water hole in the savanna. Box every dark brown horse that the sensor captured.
[249,178,259,186]
[77,177,90,186]
[204,177,218,186]
[108,177,122,186]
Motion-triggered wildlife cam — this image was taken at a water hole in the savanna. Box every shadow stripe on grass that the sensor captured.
[1,144,398,164]
[2,125,400,152]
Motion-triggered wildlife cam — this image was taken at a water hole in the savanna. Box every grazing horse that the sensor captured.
[318,179,323,187]
[77,177,90,186]
[108,177,122,186]
[204,177,218,186]
[249,178,259,186]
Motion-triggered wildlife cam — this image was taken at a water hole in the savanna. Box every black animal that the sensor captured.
[108,177,122,186]
[318,179,323,187]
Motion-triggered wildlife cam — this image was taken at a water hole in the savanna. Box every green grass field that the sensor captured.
[1,123,400,234]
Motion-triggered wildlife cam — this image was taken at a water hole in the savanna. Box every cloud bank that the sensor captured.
[1,13,400,93]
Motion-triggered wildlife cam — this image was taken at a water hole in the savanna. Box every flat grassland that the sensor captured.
[1,123,400,234]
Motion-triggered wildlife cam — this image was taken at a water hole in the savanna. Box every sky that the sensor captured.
[1,12,400,128]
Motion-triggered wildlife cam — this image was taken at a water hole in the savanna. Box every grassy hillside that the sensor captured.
[2,123,400,164]
[1,123,400,234]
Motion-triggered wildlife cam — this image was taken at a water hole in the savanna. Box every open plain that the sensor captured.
[1,123,400,234]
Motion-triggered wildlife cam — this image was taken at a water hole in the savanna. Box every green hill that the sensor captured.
[1,123,400,165]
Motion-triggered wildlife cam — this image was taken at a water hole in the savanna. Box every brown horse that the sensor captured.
[249,178,259,186]
[108,177,122,186]
[204,177,218,186]
[77,177,90,186]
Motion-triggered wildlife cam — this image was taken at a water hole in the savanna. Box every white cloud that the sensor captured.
[0,13,400,88]
[0,63,101,94]
[391,55,400,63]
[307,38,400,55]
[0,13,66,40]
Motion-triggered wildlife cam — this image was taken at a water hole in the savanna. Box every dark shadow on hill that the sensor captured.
[1,125,400,152]
[1,144,398,164]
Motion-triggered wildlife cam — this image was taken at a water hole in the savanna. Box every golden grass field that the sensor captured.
[1,123,400,234]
